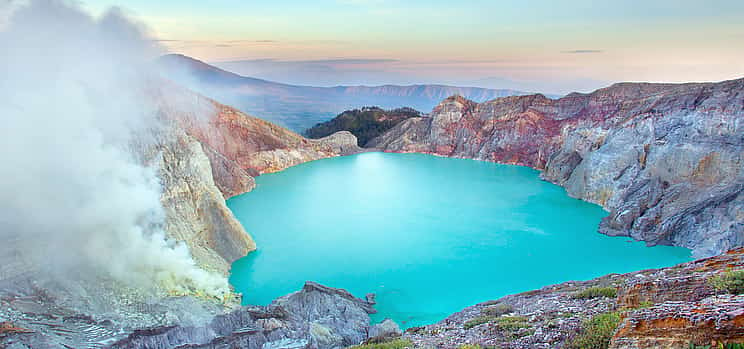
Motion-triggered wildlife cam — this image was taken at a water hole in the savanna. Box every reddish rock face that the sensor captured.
[604,249,744,348]
[611,295,744,348]
[371,78,744,257]
[0,321,32,335]
[144,84,361,274]
[158,87,362,199]
[616,248,744,310]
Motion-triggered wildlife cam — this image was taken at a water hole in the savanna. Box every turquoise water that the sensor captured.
[227,152,691,328]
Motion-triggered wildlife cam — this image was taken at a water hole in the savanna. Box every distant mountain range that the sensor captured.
[157,54,543,132]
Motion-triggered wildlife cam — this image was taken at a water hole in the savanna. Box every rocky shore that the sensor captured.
[370,78,743,258]
[403,248,744,348]
[0,280,382,349]
[2,250,741,348]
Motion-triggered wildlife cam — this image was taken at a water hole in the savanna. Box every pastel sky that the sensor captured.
[82,0,744,93]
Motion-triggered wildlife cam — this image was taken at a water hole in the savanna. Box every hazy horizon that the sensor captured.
[69,0,744,94]
[165,52,744,98]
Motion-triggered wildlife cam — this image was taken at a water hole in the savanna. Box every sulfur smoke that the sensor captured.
[0,0,229,298]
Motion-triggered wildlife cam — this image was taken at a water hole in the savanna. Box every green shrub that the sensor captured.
[709,269,744,294]
[349,339,412,349]
[463,316,496,329]
[304,107,421,146]
[572,287,618,299]
[494,316,530,331]
[458,345,482,349]
[463,314,532,331]
[565,311,622,349]
[482,304,513,316]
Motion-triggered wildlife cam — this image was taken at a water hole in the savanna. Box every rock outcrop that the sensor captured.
[370,78,744,257]
[403,248,744,348]
[0,282,377,349]
[305,107,423,147]
[108,282,376,349]
[151,85,363,275]
[612,295,744,349]
[144,125,256,276]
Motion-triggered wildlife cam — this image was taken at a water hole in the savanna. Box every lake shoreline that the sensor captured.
[227,152,691,329]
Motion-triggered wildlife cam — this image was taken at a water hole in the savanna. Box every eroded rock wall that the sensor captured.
[171,98,363,199]
[146,126,256,276]
[152,86,362,275]
[370,78,744,257]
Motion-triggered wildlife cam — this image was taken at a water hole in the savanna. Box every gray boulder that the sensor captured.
[368,319,403,342]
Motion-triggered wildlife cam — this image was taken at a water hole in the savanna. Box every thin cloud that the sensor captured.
[216,58,398,65]
[297,58,398,65]
[225,39,278,43]
[561,49,604,54]
[153,39,279,45]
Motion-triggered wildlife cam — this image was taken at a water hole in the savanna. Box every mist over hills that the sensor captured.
[157,54,543,131]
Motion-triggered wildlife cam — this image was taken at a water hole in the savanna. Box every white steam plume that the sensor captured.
[0,0,229,298]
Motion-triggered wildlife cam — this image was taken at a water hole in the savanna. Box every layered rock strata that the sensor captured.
[370,78,744,257]
[167,96,363,198]
[154,87,362,274]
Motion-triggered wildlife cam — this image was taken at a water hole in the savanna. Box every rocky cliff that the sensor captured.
[152,85,362,275]
[370,78,744,257]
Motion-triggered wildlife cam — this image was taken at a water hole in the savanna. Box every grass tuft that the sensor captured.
[709,269,744,295]
[463,316,496,329]
[482,304,514,316]
[572,286,618,299]
[565,311,622,349]
[350,339,412,349]
[494,316,530,331]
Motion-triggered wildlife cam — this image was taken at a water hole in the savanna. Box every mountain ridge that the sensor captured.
[157,54,543,131]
